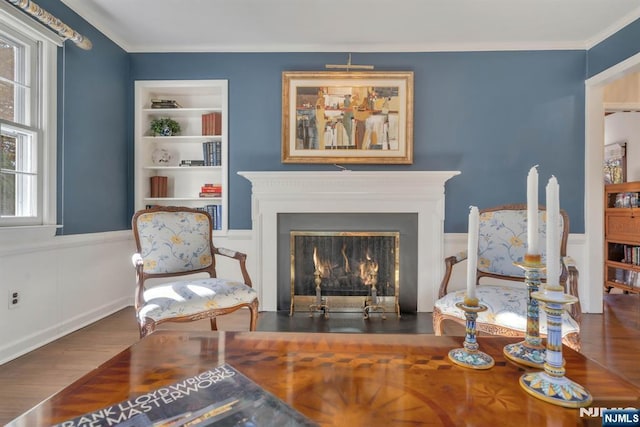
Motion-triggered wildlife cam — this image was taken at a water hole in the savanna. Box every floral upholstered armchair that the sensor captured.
[433,204,581,351]
[131,206,259,338]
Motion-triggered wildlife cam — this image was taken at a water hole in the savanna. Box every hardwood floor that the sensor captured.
[0,293,638,425]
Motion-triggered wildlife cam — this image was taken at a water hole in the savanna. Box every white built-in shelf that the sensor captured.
[142,107,223,116]
[145,197,222,202]
[143,166,222,170]
[134,79,229,233]
[143,135,222,141]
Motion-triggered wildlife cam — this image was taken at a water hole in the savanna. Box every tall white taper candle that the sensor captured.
[527,165,539,255]
[466,206,479,300]
[546,176,560,287]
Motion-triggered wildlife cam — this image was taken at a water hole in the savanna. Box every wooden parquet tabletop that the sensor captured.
[8,331,640,426]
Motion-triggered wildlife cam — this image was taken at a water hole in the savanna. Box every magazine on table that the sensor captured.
[54,363,318,427]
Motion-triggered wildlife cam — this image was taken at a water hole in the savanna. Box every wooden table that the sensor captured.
[8,331,640,426]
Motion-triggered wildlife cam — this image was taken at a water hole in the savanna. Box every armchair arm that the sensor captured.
[562,256,581,323]
[213,246,252,286]
[131,253,143,268]
[131,253,145,311]
[437,250,468,299]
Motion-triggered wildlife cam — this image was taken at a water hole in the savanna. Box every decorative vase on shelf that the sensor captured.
[151,148,172,165]
[149,117,181,137]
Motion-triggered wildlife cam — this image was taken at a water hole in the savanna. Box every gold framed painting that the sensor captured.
[282,71,414,164]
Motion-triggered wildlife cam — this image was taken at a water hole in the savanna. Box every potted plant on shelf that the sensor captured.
[150,117,181,136]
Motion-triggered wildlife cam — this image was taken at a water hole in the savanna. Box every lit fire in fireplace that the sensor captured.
[359,253,379,286]
[312,246,333,279]
[290,231,399,315]
[313,245,379,286]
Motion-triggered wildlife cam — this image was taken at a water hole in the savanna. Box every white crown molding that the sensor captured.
[60,0,129,51]
[585,6,640,49]
[61,0,640,54]
[125,41,591,54]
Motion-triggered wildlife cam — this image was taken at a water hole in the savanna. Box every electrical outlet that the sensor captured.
[8,290,20,309]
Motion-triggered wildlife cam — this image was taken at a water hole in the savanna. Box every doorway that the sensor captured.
[585,54,640,313]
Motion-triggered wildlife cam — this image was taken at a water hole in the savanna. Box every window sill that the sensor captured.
[0,224,60,245]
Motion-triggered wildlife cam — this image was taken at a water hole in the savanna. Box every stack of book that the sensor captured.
[202,141,222,166]
[200,183,222,198]
[202,112,222,135]
[151,98,181,109]
[150,176,168,198]
[180,159,206,167]
[197,204,223,230]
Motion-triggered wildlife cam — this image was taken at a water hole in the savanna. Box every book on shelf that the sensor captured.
[200,184,222,198]
[150,176,168,198]
[197,204,223,230]
[619,244,640,266]
[53,363,317,427]
[180,159,206,167]
[150,98,182,109]
[202,141,222,166]
[623,270,639,288]
[201,183,222,191]
[201,112,222,136]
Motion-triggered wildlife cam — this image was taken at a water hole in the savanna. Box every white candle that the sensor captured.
[546,176,560,287]
[466,206,479,300]
[527,165,539,255]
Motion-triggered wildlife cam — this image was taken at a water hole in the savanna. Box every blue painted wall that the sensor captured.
[587,18,640,78]
[19,2,640,235]
[131,51,586,233]
[38,0,130,235]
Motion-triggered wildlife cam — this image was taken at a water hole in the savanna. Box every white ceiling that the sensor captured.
[60,0,640,53]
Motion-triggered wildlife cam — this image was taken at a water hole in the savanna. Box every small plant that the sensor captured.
[150,117,181,136]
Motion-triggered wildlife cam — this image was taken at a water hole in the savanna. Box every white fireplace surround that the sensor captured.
[238,171,461,312]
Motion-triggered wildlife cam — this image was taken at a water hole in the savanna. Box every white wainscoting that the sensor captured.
[0,227,589,364]
[0,229,254,364]
[0,231,134,364]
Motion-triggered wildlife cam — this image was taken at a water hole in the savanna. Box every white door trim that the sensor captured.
[584,52,640,313]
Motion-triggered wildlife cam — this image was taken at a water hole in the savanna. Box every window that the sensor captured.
[0,3,58,232]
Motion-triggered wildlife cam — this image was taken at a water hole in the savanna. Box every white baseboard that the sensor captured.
[0,297,130,365]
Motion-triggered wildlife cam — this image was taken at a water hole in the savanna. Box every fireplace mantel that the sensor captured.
[238,171,460,312]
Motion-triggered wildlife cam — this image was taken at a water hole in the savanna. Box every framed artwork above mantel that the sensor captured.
[281,71,414,164]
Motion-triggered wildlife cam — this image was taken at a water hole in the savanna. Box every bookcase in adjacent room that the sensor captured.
[604,181,640,294]
[134,80,228,232]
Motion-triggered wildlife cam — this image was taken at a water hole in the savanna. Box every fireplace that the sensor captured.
[290,231,400,316]
[278,212,418,314]
[238,171,460,312]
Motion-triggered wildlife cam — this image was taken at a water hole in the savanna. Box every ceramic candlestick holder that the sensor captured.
[503,254,546,368]
[519,286,592,408]
[448,300,495,370]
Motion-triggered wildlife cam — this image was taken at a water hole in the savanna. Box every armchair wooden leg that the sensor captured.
[433,308,443,336]
[249,299,259,331]
[138,317,156,339]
